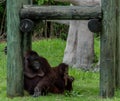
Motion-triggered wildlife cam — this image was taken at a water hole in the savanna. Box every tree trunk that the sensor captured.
[62,0,100,69]
[63,20,94,69]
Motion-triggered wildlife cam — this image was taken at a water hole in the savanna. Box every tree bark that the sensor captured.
[63,20,94,69]
[61,0,100,69]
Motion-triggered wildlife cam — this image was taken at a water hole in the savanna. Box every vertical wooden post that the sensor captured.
[21,32,32,55]
[22,2,33,55]
[116,0,120,88]
[100,0,116,98]
[7,0,29,97]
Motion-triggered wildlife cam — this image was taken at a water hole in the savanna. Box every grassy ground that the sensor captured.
[0,38,120,101]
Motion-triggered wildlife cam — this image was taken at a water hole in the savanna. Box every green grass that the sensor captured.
[94,36,100,63]
[32,39,66,66]
[0,38,120,101]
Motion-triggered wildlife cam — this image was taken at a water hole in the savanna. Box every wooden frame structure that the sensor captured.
[7,0,120,98]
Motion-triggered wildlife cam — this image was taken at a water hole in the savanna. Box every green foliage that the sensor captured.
[0,1,5,16]
[36,0,54,5]
[0,4,4,13]
[52,23,69,39]
[0,1,6,34]
[35,0,70,5]
[60,33,68,40]
[94,36,100,63]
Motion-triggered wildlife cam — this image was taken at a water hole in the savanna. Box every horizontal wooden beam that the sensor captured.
[20,5,101,20]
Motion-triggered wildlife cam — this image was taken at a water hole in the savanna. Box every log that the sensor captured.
[20,5,101,20]
[20,19,34,33]
[88,19,102,33]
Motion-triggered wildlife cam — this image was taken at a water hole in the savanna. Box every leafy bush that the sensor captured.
[35,0,54,5]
